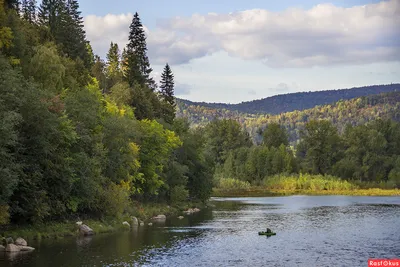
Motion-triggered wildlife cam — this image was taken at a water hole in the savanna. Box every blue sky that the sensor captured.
[82,0,400,103]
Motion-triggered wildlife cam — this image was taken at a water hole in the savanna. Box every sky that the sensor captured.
[81,0,400,103]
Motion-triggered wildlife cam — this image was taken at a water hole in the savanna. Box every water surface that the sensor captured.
[1,196,399,266]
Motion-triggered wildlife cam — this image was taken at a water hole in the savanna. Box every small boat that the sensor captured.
[258,231,276,236]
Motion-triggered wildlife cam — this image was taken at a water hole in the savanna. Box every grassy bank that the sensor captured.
[212,175,400,197]
[1,201,203,241]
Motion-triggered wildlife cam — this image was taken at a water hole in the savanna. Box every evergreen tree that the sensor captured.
[106,42,122,89]
[5,0,19,11]
[262,122,289,148]
[125,12,155,88]
[160,63,176,123]
[21,0,35,23]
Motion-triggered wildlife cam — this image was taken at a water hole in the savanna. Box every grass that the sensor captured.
[0,201,204,242]
[213,174,400,197]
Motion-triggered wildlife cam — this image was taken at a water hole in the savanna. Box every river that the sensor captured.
[1,196,399,266]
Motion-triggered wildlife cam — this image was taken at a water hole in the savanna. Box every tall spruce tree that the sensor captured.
[38,0,89,66]
[159,63,176,123]
[21,0,36,23]
[106,42,122,89]
[125,12,155,89]
[5,0,19,11]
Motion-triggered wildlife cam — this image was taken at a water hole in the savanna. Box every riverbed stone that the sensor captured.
[79,224,94,236]
[18,246,35,252]
[131,217,139,227]
[15,237,27,246]
[6,244,20,252]
[153,214,166,221]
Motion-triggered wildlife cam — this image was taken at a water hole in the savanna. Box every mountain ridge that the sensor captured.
[177,83,400,115]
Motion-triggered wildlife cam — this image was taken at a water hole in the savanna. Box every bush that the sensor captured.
[218,178,251,191]
[170,185,189,204]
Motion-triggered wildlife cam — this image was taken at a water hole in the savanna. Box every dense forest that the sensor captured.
[210,119,400,188]
[0,0,213,225]
[178,83,399,115]
[0,0,399,228]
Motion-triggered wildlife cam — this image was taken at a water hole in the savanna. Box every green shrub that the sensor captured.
[170,185,189,204]
[218,178,251,190]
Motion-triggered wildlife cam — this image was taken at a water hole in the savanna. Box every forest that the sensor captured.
[0,0,399,229]
[178,83,399,115]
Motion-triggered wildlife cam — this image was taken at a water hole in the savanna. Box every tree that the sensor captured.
[262,122,289,148]
[159,63,175,123]
[21,0,35,23]
[297,120,342,175]
[125,12,155,89]
[5,0,19,11]
[106,42,122,89]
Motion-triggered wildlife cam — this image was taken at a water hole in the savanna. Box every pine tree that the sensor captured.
[125,12,155,89]
[159,63,176,123]
[5,0,19,11]
[21,0,36,23]
[106,42,122,88]
[38,0,89,66]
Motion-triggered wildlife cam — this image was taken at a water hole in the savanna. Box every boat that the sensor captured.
[258,231,276,236]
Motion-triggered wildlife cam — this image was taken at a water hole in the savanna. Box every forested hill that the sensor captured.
[177,91,400,143]
[177,83,399,115]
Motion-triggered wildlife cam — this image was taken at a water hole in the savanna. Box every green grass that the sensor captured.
[213,174,400,197]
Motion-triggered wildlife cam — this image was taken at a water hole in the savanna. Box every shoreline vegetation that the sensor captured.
[1,201,205,241]
[212,175,400,197]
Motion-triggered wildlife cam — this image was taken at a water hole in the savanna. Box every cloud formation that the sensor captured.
[174,83,192,95]
[84,0,400,67]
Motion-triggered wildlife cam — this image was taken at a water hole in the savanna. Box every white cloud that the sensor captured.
[84,0,400,67]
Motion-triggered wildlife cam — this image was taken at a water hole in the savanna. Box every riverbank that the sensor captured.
[212,187,400,197]
[1,201,204,241]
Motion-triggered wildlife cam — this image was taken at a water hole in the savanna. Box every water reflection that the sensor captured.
[1,196,399,267]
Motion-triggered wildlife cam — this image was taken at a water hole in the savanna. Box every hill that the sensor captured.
[177,91,400,144]
[177,83,399,115]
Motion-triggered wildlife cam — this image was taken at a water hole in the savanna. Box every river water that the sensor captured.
[1,196,399,267]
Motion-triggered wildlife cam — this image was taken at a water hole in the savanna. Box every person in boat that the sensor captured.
[266,228,272,233]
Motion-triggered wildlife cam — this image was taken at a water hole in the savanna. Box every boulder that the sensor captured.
[152,214,166,221]
[139,221,144,226]
[15,237,27,246]
[193,208,200,212]
[0,245,5,252]
[122,221,130,228]
[5,237,14,244]
[131,217,139,227]
[78,224,94,236]
[5,244,20,252]
[178,216,184,219]
[18,246,35,252]
[148,222,153,226]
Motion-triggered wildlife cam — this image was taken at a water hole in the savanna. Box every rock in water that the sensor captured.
[131,217,139,227]
[148,223,153,226]
[178,216,184,219]
[79,224,94,236]
[153,214,166,221]
[122,221,130,228]
[6,244,20,252]
[15,237,27,246]
[18,246,35,252]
